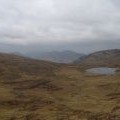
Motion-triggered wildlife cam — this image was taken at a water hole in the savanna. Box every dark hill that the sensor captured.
[0,53,58,77]
[74,49,120,69]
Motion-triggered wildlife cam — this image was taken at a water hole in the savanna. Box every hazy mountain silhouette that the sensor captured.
[25,50,85,63]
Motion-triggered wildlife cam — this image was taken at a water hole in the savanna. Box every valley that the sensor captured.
[0,52,120,120]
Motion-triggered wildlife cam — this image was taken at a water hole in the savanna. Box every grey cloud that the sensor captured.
[0,0,120,45]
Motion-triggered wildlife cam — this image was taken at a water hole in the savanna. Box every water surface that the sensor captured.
[86,67,118,75]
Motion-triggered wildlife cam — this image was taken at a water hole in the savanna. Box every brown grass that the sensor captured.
[0,53,120,120]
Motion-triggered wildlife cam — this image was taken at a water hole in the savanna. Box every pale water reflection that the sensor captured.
[86,67,118,75]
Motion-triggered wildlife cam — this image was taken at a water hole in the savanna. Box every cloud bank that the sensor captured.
[0,0,120,45]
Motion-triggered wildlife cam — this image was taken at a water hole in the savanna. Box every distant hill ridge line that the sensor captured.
[24,50,85,63]
[0,49,120,67]
[88,49,120,55]
[74,49,120,69]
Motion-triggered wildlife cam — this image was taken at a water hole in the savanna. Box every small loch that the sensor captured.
[86,67,118,75]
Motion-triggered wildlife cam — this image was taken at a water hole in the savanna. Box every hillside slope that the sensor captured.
[0,53,120,120]
[0,53,58,76]
[74,49,120,69]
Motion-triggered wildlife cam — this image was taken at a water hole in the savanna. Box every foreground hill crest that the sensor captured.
[0,50,119,119]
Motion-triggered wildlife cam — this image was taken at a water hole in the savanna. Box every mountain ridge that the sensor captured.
[25,50,85,63]
[74,49,120,69]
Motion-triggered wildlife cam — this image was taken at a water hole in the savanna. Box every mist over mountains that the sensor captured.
[0,40,119,63]
[24,50,84,63]
[0,40,120,54]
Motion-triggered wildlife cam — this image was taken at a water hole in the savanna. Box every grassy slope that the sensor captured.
[75,49,120,69]
[0,53,120,120]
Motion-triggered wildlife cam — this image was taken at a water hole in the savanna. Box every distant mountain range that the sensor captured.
[74,49,120,69]
[24,50,85,63]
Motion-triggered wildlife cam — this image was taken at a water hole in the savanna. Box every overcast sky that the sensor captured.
[0,0,120,53]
